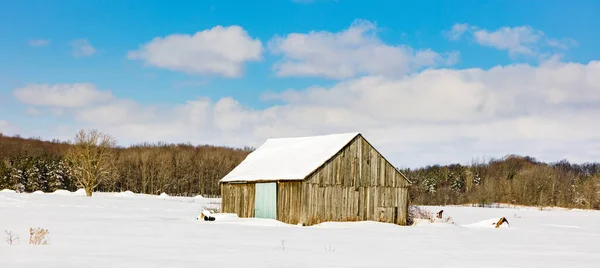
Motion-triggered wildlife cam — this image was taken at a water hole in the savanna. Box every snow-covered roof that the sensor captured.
[220,132,360,183]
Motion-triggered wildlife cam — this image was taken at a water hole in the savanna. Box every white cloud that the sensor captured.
[547,38,579,50]
[444,23,470,40]
[269,19,459,79]
[75,99,158,125]
[127,25,263,78]
[25,60,600,168]
[473,26,543,56]
[13,83,113,108]
[447,23,576,57]
[71,39,96,57]
[28,39,50,47]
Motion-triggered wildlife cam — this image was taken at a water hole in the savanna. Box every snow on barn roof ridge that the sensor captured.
[220,132,361,183]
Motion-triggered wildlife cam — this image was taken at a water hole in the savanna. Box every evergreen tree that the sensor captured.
[24,158,44,192]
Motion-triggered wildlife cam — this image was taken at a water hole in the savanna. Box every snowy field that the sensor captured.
[1,190,599,268]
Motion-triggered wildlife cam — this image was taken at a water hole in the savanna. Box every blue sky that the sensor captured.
[1,0,599,168]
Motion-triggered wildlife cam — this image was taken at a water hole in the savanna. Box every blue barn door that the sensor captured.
[254,182,277,219]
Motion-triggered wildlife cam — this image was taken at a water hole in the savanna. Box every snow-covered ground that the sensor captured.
[1,190,599,267]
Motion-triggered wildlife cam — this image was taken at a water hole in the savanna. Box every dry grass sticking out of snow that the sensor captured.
[28,227,50,245]
[1,191,600,268]
[409,206,455,225]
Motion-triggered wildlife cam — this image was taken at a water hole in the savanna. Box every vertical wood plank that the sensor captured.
[295,134,410,226]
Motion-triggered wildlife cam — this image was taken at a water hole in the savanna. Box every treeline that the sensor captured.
[0,133,251,196]
[403,155,600,209]
[2,132,600,210]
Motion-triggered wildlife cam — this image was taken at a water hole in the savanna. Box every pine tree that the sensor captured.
[5,156,27,190]
[24,157,45,192]
[0,159,9,189]
[46,158,73,191]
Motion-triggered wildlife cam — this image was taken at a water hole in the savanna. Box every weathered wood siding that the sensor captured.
[300,135,410,226]
[277,181,303,224]
[220,134,410,226]
[221,182,255,218]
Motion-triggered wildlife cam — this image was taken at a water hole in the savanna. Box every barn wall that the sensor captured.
[277,181,303,224]
[301,135,410,226]
[221,182,255,218]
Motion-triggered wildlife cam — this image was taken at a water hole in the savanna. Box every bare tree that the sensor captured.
[66,129,117,196]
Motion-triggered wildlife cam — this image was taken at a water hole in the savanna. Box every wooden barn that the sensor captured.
[219,132,411,226]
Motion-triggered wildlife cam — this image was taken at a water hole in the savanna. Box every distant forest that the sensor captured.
[403,156,600,210]
[0,133,251,197]
[1,132,599,209]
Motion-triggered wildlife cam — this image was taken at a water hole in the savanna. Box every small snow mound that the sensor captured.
[0,189,16,193]
[74,189,87,196]
[52,189,73,195]
[32,190,45,195]
[463,218,510,229]
[158,192,169,199]
[192,195,204,199]
[116,190,135,197]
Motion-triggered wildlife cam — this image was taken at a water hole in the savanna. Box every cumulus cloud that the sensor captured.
[269,19,459,79]
[71,39,96,57]
[260,60,600,166]
[28,39,50,47]
[473,26,544,55]
[447,23,577,57]
[127,25,263,77]
[23,60,600,168]
[13,83,113,108]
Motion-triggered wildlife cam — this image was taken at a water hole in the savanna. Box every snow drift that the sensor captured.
[2,191,599,268]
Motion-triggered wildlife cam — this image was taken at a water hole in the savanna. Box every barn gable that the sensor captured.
[300,135,410,225]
